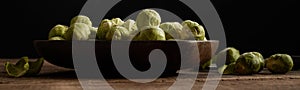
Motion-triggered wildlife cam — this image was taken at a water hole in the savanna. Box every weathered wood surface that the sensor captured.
[1,59,300,90]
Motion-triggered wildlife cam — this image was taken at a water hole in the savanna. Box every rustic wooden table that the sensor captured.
[1,59,300,90]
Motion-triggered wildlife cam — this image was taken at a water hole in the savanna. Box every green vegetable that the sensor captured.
[64,23,91,40]
[265,54,293,74]
[48,24,68,39]
[200,59,212,70]
[234,52,262,75]
[26,58,44,76]
[181,20,206,40]
[213,47,240,68]
[218,63,236,75]
[89,26,98,39]
[159,22,183,40]
[97,19,113,40]
[133,26,166,41]
[4,57,44,77]
[122,19,138,32]
[251,52,265,73]
[105,25,131,40]
[70,15,92,27]
[5,57,29,77]
[136,9,161,30]
[49,36,65,40]
[111,18,124,26]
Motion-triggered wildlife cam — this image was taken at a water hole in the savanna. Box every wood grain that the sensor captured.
[1,59,300,90]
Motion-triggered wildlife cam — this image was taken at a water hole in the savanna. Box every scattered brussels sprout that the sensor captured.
[5,57,29,77]
[159,22,183,40]
[218,64,227,75]
[235,52,262,75]
[251,52,265,73]
[49,36,65,40]
[136,9,161,30]
[48,24,68,39]
[4,56,44,77]
[200,58,212,70]
[218,63,236,75]
[97,19,113,40]
[133,26,166,41]
[64,23,91,40]
[105,26,131,40]
[122,19,138,32]
[213,47,240,68]
[265,54,294,74]
[26,58,44,76]
[70,15,92,27]
[181,20,206,40]
[111,18,125,26]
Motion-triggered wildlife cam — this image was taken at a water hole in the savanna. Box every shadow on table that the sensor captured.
[34,70,179,79]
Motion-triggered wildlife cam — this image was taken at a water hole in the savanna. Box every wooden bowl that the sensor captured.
[34,40,219,74]
[292,56,300,70]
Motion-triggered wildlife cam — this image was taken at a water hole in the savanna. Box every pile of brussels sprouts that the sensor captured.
[48,9,207,41]
[212,47,294,75]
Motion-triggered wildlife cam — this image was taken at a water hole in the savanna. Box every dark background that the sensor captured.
[1,0,299,58]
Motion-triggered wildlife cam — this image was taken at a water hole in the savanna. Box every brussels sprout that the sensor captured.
[136,9,161,30]
[213,47,240,68]
[97,19,113,40]
[105,26,131,40]
[26,58,44,76]
[64,23,91,40]
[251,52,265,73]
[181,20,206,40]
[89,26,98,39]
[70,15,92,27]
[5,57,45,77]
[111,18,125,26]
[133,26,166,41]
[49,36,65,40]
[159,22,183,40]
[218,63,236,75]
[48,24,68,39]
[122,19,138,32]
[200,58,212,70]
[265,54,294,74]
[235,52,262,75]
[5,56,29,77]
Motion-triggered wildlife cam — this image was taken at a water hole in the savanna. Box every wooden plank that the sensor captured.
[1,59,300,90]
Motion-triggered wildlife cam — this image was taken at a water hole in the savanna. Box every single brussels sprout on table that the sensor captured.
[234,52,262,75]
[122,19,138,32]
[5,57,29,77]
[48,24,68,39]
[212,47,240,68]
[265,54,294,74]
[70,15,92,27]
[250,52,265,73]
[218,63,236,75]
[133,26,166,41]
[159,22,183,40]
[136,9,161,30]
[64,23,91,40]
[181,20,207,40]
[105,25,131,40]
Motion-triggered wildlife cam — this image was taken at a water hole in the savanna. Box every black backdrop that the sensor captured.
[1,0,299,58]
